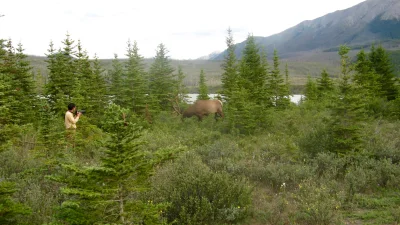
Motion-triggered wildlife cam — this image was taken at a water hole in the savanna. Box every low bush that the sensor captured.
[292,179,342,225]
[149,152,252,225]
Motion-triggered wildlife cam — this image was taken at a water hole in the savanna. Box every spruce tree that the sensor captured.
[330,46,366,155]
[0,181,31,224]
[304,75,318,101]
[238,34,267,104]
[354,49,380,96]
[268,49,290,108]
[148,43,175,111]
[221,28,238,102]
[71,41,107,120]
[108,54,124,106]
[45,34,77,115]
[0,40,36,124]
[89,54,107,118]
[284,63,291,102]
[49,104,168,224]
[260,48,273,106]
[317,69,334,94]
[369,45,398,100]
[0,39,13,148]
[197,69,210,100]
[171,66,189,115]
[174,66,189,104]
[121,40,148,115]
[73,40,92,110]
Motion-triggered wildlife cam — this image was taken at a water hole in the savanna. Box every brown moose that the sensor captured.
[182,99,224,121]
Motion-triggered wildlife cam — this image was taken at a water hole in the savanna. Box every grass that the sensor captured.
[1,107,400,224]
[344,191,400,225]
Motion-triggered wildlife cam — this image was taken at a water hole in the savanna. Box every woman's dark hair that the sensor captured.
[68,103,76,110]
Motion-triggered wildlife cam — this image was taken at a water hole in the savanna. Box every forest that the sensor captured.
[1,28,400,225]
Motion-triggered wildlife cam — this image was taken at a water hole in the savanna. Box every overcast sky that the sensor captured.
[1,0,366,59]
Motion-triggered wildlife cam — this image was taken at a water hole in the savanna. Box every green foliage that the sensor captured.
[148,43,176,111]
[50,104,168,224]
[150,153,252,225]
[225,88,258,134]
[369,45,398,101]
[304,75,318,101]
[171,66,189,114]
[354,50,379,93]
[0,39,37,125]
[221,27,238,102]
[45,35,108,118]
[268,49,291,108]
[293,180,340,225]
[197,69,209,100]
[0,181,31,224]
[107,54,124,105]
[238,34,267,104]
[317,69,335,99]
[45,34,77,115]
[88,55,107,119]
[121,40,148,115]
[2,33,400,225]
[330,45,367,155]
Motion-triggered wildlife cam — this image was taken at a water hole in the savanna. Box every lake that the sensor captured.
[186,94,304,104]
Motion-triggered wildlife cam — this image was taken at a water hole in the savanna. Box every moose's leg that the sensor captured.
[214,113,219,121]
[197,115,203,122]
[217,109,224,119]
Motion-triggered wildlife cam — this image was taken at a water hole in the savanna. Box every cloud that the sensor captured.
[0,0,366,59]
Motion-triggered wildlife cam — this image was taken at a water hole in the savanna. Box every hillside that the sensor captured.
[28,47,400,95]
[214,0,400,60]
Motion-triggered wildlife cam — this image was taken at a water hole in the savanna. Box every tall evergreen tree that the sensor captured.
[89,54,107,118]
[221,28,238,102]
[50,104,168,224]
[330,46,366,155]
[171,66,189,115]
[45,33,77,115]
[174,65,189,104]
[317,69,334,93]
[148,43,175,111]
[304,75,318,101]
[316,69,335,100]
[0,39,13,147]
[353,49,379,96]
[73,40,92,109]
[238,34,267,104]
[0,40,36,124]
[197,69,210,100]
[122,40,148,115]
[369,45,398,100]
[260,48,272,106]
[284,63,291,101]
[108,54,124,106]
[268,49,290,108]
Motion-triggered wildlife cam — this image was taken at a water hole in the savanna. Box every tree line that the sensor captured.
[0,28,399,224]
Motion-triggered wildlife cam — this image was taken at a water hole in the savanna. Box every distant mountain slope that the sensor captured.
[197,51,221,60]
[213,0,400,60]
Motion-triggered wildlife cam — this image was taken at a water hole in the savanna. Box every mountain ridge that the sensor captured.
[213,0,400,60]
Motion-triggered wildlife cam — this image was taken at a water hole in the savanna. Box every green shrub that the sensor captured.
[293,179,341,225]
[344,157,400,202]
[195,136,245,174]
[365,120,400,164]
[149,152,252,224]
[298,121,334,157]
[312,152,345,179]
[247,161,313,192]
